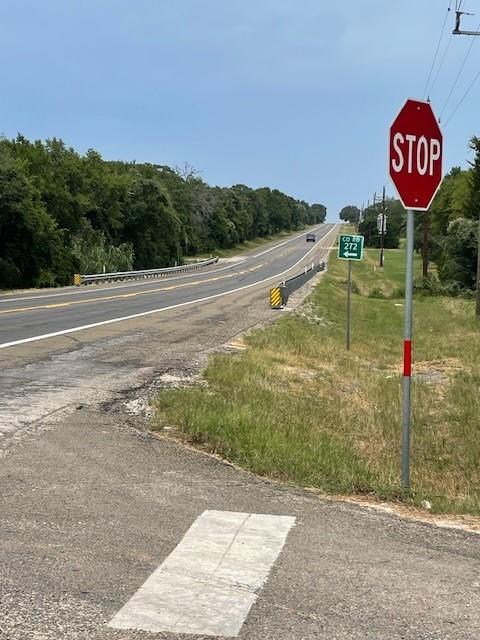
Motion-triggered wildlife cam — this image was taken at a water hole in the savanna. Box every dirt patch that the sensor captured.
[227,338,247,351]
[389,357,464,384]
[315,492,480,535]
[156,372,198,388]
[279,364,317,380]
[218,256,246,264]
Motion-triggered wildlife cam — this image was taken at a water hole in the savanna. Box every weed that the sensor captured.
[152,247,480,515]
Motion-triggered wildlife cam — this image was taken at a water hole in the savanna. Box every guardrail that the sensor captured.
[73,257,219,286]
[270,261,326,308]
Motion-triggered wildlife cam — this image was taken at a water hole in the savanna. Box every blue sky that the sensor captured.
[1,1,479,220]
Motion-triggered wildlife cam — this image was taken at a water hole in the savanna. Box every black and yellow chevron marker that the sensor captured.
[270,287,282,308]
[73,274,82,286]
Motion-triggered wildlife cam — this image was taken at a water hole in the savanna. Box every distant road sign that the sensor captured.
[389,99,443,211]
[338,234,364,261]
[377,214,387,235]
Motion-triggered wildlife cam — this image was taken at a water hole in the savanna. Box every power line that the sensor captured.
[439,23,479,120]
[423,1,453,99]
[444,66,480,126]
[428,32,454,99]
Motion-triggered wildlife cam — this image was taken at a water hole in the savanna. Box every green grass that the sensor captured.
[152,246,480,515]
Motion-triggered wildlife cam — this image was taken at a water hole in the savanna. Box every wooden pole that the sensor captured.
[380,186,385,267]
[476,213,480,319]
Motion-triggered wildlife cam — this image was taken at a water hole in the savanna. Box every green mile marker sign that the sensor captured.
[338,234,364,261]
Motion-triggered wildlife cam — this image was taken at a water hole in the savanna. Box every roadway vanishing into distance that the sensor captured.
[0,223,336,348]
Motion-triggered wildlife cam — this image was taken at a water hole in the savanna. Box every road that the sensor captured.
[0,223,336,348]
[0,223,336,440]
[1,223,479,640]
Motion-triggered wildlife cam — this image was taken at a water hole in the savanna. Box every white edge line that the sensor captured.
[251,223,329,258]
[0,225,338,350]
[0,261,247,303]
[0,225,328,304]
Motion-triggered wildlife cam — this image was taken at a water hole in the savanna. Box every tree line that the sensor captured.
[0,135,327,289]
[339,136,480,294]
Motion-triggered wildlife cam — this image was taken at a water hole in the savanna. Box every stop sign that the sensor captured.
[389,99,443,211]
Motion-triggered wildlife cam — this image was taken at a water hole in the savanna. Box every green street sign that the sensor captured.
[338,234,364,261]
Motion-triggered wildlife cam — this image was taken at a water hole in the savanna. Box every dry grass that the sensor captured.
[153,247,480,515]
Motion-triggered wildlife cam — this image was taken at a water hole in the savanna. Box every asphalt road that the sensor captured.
[0,224,336,347]
[1,223,479,639]
[1,408,479,640]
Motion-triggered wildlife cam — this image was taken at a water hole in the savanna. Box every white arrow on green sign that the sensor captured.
[338,234,364,261]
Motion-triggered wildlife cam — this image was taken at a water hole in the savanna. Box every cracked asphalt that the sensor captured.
[1,226,479,639]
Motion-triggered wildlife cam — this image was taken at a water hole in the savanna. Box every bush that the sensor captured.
[35,269,56,288]
[415,273,475,298]
[0,259,22,289]
[71,232,135,274]
[368,286,388,299]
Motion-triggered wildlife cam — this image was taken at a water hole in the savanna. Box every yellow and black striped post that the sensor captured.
[270,287,282,309]
[73,273,82,286]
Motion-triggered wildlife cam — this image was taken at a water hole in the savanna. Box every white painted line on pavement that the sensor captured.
[252,223,330,258]
[0,224,338,349]
[108,510,295,637]
[0,224,328,304]
[0,261,246,304]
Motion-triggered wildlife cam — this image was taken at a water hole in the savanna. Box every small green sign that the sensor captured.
[338,234,364,261]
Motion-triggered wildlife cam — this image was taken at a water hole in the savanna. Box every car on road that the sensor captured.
[306,233,316,242]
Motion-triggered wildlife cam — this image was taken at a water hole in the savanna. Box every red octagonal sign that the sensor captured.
[389,99,443,211]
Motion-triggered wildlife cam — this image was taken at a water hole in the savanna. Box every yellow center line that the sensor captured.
[0,264,265,316]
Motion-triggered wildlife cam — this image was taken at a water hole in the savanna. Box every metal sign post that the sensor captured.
[389,99,443,489]
[338,234,364,351]
[346,260,352,350]
[402,210,414,487]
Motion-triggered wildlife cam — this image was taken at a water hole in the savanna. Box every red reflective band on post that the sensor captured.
[403,339,412,377]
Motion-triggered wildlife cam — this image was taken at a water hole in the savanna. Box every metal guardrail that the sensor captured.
[74,257,219,286]
[270,261,326,308]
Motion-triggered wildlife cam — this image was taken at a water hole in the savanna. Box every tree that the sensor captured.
[467,137,480,220]
[339,205,360,225]
[0,133,329,288]
[427,142,479,291]
[437,218,478,290]
[124,176,180,269]
[0,149,75,287]
[310,204,327,224]
[468,138,480,313]
[358,199,404,249]
[429,167,471,238]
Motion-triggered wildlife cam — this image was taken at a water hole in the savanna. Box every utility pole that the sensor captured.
[452,10,480,314]
[476,212,480,319]
[380,186,386,267]
[453,10,480,36]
